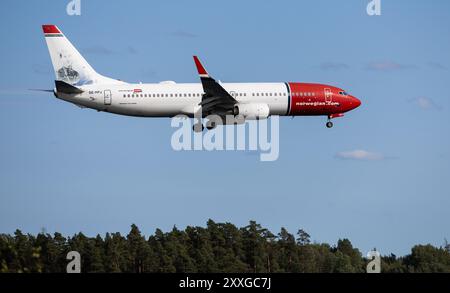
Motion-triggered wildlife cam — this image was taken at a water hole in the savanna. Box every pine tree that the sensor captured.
[148,229,176,273]
[241,221,269,272]
[277,227,298,272]
[126,224,157,273]
[336,239,364,272]
[296,229,311,246]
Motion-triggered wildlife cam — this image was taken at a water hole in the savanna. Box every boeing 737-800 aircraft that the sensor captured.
[42,25,361,131]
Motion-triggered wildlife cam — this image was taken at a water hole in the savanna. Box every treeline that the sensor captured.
[1,220,449,273]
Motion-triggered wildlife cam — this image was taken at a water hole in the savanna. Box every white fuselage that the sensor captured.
[58,82,290,118]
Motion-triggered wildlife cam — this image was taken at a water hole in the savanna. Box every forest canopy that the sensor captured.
[1,220,449,273]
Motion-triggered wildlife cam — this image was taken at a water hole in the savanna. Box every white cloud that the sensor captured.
[366,61,415,71]
[429,62,448,70]
[336,150,385,161]
[410,97,441,110]
[320,62,349,71]
[82,46,114,55]
[170,30,198,38]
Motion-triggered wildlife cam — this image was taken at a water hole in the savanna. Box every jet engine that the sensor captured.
[233,103,270,120]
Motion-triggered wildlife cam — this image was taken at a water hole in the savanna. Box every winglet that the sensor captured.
[193,56,209,77]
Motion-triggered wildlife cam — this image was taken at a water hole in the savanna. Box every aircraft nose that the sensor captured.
[351,96,361,109]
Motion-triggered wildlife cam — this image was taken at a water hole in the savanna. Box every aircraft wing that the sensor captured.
[193,56,237,116]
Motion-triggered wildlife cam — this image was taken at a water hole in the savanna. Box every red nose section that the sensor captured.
[350,96,361,110]
[353,96,362,109]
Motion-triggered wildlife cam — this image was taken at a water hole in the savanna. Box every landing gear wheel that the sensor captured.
[193,123,204,133]
[326,121,334,128]
[206,121,217,130]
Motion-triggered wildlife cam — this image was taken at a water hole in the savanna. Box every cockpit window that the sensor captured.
[339,91,349,96]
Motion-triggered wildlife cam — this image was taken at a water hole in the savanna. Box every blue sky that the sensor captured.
[0,0,449,256]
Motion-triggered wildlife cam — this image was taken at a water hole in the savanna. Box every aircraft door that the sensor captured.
[104,90,112,105]
[324,88,332,102]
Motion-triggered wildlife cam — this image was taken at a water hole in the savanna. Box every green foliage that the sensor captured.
[0,222,449,273]
[403,244,450,273]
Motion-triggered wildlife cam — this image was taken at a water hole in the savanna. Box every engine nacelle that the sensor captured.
[233,103,270,120]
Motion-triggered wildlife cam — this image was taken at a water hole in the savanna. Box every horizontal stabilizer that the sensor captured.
[29,89,54,93]
[55,80,84,94]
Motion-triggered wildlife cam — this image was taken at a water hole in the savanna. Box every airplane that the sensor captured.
[41,25,361,131]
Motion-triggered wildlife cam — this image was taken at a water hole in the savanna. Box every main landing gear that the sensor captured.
[206,120,218,130]
[193,123,204,133]
[193,119,221,132]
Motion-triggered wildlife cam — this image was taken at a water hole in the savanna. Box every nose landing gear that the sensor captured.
[326,114,344,128]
